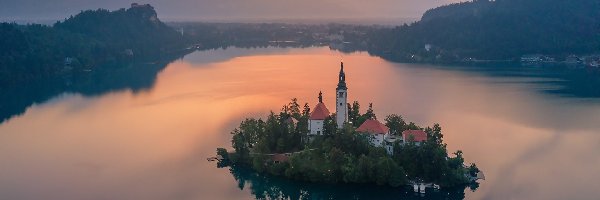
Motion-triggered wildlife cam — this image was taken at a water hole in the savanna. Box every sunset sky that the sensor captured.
[0,0,462,22]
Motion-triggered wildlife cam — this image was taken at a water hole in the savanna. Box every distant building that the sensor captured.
[131,3,151,8]
[64,57,74,66]
[308,91,330,136]
[565,55,581,64]
[402,130,428,146]
[383,134,400,155]
[356,119,390,147]
[327,34,344,42]
[270,154,290,164]
[521,54,543,63]
[521,54,555,63]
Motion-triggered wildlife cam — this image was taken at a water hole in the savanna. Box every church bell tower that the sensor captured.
[336,62,348,128]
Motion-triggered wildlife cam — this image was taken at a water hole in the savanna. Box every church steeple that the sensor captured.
[335,61,348,129]
[337,62,347,90]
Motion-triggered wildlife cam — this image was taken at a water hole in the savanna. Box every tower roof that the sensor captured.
[356,119,389,134]
[309,102,330,120]
[337,62,347,90]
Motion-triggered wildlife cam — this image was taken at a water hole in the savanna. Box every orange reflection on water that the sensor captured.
[1,47,600,199]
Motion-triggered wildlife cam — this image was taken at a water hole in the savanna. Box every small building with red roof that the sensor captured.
[308,91,330,136]
[271,153,290,164]
[356,119,390,147]
[402,130,428,145]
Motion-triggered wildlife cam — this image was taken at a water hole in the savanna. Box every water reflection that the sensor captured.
[0,60,173,123]
[225,164,472,200]
[403,63,600,98]
[1,47,600,200]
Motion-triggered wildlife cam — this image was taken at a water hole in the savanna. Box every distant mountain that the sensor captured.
[0,4,185,86]
[369,0,600,62]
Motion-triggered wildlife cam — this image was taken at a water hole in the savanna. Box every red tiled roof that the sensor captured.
[271,154,289,162]
[402,130,428,142]
[356,119,389,134]
[309,102,330,120]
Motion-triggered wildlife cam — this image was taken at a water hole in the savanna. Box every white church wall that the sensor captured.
[309,119,324,135]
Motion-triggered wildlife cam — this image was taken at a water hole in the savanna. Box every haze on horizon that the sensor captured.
[0,0,462,24]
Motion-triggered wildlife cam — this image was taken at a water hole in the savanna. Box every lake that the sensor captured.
[1,47,600,200]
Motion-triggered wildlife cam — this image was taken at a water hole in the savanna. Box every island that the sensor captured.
[215,62,482,192]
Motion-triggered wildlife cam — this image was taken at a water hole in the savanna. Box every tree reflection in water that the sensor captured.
[221,161,476,200]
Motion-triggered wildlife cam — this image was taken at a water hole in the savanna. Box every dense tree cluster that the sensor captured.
[230,98,308,163]
[366,0,600,62]
[224,99,479,188]
[0,5,185,86]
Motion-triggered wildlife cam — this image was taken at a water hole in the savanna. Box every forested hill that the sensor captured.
[0,4,185,86]
[370,0,600,62]
[54,4,184,58]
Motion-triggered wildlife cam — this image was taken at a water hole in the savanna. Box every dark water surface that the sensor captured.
[1,47,600,200]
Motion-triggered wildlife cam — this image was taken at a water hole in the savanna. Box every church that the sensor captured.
[307,62,428,154]
[308,62,348,137]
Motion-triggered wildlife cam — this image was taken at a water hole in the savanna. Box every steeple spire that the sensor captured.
[337,62,347,90]
[318,91,323,103]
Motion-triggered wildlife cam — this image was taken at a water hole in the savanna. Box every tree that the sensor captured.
[323,117,337,136]
[356,155,373,183]
[406,122,420,130]
[427,123,444,146]
[356,103,377,126]
[239,118,262,148]
[288,98,301,119]
[216,148,229,160]
[374,157,394,185]
[302,103,311,117]
[252,155,267,173]
[385,114,407,135]
[231,129,249,163]
[468,163,480,177]
[365,103,376,120]
[328,147,346,183]
[349,101,361,126]
[389,165,408,187]
[448,150,465,169]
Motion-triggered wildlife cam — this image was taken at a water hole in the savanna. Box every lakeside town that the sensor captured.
[520,54,600,67]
